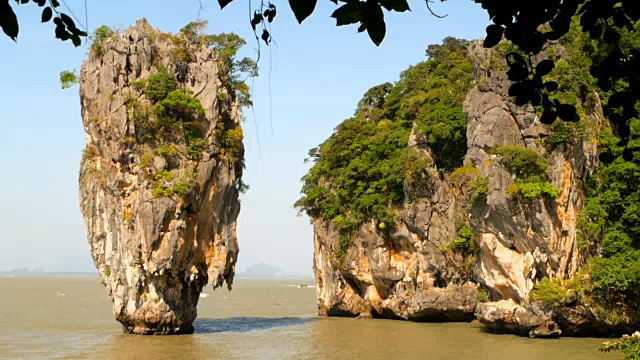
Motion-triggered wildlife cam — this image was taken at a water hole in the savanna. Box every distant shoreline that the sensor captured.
[0,272,99,278]
[235,274,315,280]
[0,272,315,280]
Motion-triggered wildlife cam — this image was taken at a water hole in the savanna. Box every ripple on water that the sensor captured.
[193,317,315,334]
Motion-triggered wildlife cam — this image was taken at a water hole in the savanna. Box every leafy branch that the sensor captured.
[1,0,87,46]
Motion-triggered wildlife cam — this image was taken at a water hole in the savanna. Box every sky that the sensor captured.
[0,0,489,274]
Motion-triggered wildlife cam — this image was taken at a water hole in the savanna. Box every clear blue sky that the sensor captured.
[0,0,488,274]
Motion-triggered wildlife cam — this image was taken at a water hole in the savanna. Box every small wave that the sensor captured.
[194,317,315,334]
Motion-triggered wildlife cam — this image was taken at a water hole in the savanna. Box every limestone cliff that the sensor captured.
[311,40,479,321]
[313,125,478,320]
[308,38,639,336]
[78,19,243,334]
[464,40,599,336]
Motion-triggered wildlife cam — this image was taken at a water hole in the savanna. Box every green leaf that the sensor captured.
[71,34,81,47]
[363,1,385,46]
[261,29,271,44]
[557,104,578,122]
[59,13,76,30]
[218,0,233,9]
[483,24,503,48]
[539,110,557,125]
[289,0,317,24]
[0,2,19,41]
[41,7,52,23]
[378,0,409,12]
[535,60,555,76]
[598,152,615,164]
[544,81,558,93]
[331,1,362,26]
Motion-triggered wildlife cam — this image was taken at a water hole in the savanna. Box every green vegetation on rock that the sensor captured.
[529,277,568,307]
[90,25,115,56]
[387,37,473,172]
[138,68,178,103]
[151,169,195,199]
[448,225,476,256]
[495,146,559,202]
[295,37,472,256]
[169,20,258,108]
[59,70,79,89]
[450,164,488,206]
[121,22,251,198]
[476,288,490,303]
[294,115,411,236]
[130,67,208,164]
[567,23,640,318]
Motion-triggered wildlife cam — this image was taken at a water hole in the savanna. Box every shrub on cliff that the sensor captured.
[136,68,178,103]
[90,26,115,56]
[529,277,568,307]
[175,21,258,109]
[294,115,411,236]
[59,70,79,89]
[296,38,473,249]
[449,164,488,206]
[495,146,559,202]
[153,90,205,124]
[447,225,477,260]
[385,37,473,172]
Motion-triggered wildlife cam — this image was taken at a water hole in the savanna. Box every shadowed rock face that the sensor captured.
[78,19,242,334]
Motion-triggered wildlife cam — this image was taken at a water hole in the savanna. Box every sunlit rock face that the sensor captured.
[464,40,602,336]
[78,19,242,334]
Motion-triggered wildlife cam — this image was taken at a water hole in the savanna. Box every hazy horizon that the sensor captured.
[1,261,313,277]
[0,1,488,276]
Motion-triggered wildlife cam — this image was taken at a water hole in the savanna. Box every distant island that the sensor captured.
[237,262,310,278]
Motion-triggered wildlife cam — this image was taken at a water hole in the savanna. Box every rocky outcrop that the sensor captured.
[311,39,639,336]
[464,40,637,337]
[313,125,478,321]
[78,19,243,334]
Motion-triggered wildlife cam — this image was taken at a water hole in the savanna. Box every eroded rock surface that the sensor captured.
[314,126,478,321]
[310,39,639,336]
[465,40,637,337]
[78,19,243,334]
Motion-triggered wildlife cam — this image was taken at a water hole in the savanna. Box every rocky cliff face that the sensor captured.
[78,19,243,334]
[311,40,634,336]
[464,41,602,336]
[313,126,478,321]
